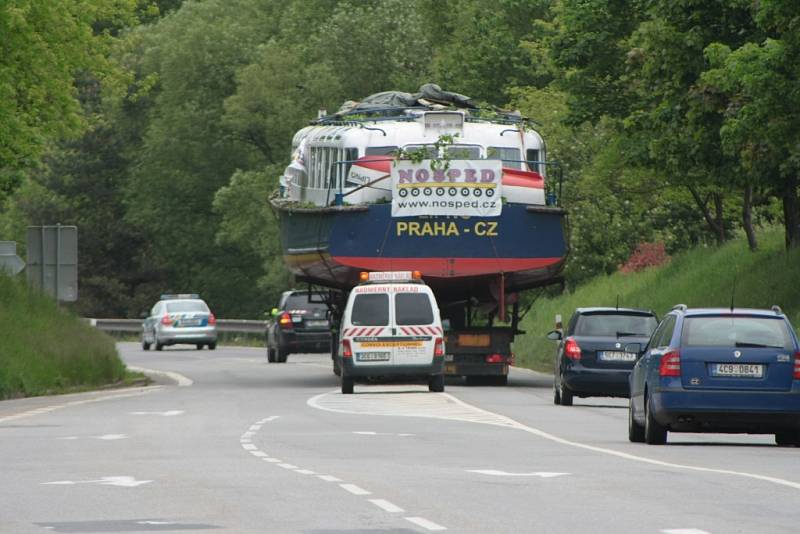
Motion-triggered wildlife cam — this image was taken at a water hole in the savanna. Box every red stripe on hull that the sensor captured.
[333,256,563,278]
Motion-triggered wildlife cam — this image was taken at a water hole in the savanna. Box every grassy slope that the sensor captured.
[0,275,129,399]
[514,229,800,373]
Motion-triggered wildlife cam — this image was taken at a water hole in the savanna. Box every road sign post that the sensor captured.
[0,241,26,275]
[26,225,78,302]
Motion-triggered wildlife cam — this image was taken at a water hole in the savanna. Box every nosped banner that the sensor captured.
[391,160,503,217]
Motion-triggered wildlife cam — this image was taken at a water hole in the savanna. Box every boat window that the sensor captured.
[350,294,389,326]
[445,144,481,160]
[526,148,540,173]
[395,293,434,326]
[404,144,437,159]
[365,146,398,156]
[488,147,521,169]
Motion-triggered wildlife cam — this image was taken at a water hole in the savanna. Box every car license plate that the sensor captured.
[710,363,764,378]
[180,318,201,327]
[598,351,636,362]
[305,320,328,328]
[356,352,390,362]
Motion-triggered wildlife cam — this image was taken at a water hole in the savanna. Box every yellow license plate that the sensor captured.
[457,334,490,347]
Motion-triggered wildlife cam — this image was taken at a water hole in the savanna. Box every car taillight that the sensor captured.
[659,350,681,377]
[278,312,292,329]
[208,313,216,326]
[794,352,800,380]
[485,353,505,363]
[160,314,173,326]
[564,337,581,360]
[434,337,445,357]
[342,339,352,358]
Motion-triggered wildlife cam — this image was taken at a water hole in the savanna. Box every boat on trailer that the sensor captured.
[271,87,568,318]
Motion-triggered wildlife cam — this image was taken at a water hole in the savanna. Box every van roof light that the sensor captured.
[364,271,419,282]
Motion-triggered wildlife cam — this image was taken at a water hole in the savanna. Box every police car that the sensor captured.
[338,271,445,394]
[142,294,218,351]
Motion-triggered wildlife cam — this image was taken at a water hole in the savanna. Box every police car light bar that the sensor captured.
[360,271,422,282]
[160,293,200,300]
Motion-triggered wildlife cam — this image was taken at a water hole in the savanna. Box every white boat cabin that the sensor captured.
[281,110,547,206]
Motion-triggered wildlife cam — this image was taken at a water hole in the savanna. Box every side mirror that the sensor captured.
[624,343,642,354]
[442,319,451,331]
[271,308,279,317]
[546,330,562,341]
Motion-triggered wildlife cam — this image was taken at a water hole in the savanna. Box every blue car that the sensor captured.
[628,305,800,445]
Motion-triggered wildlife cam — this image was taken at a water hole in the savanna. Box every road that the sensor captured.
[1,343,798,533]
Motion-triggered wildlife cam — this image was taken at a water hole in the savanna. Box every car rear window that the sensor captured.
[166,301,208,313]
[395,293,434,325]
[284,294,327,312]
[681,316,793,349]
[351,294,389,326]
[574,313,658,337]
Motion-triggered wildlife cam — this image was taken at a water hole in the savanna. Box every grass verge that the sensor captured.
[0,275,143,399]
[514,229,800,373]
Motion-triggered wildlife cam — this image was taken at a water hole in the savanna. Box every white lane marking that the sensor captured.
[278,463,298,470]
[340,483,371,496]
[264,458,282,463]
[241,444,257,451]
[42,476,152,487]
[296,469,316,475]
[241,432,254,438]
[370,499,404,513]
[405,517,447,531]
[662,530,712,534]
[467,470,569,478]
[126,365,193,387]
[309,388,800,491]
[60,434,128,441]
[249,425,261,431]
[353,431,415,437]
[138,521,177,526]
[0,387,159,425]
[130,410,184,417]
[318,475,341,482]
[251,451,268,458]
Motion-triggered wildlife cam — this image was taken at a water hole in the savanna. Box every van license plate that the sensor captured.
[710,363,763,378]
[356,352,390,362]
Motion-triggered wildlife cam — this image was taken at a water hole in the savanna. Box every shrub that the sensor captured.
[620,242,670,273]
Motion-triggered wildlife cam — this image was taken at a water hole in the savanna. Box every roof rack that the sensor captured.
[771,305,783,314]
[671,304,687,311]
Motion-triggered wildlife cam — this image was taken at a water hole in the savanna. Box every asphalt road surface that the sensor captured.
[1,343,798,533]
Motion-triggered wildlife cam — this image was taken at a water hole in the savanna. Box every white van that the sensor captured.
[338,271,445,394]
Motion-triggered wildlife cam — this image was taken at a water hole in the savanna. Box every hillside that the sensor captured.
[514,229,800,373]
[0,275,130,399]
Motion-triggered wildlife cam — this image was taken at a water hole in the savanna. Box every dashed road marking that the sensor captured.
[240,415,447,531]
[467,469,569,478]
[130,410,184,417]
[662,530,712,534]
[405,516,447,531]
[370,499,404,513]
[340,483,371,496]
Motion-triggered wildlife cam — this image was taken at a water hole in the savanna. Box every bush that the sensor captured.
[620,242,670,273]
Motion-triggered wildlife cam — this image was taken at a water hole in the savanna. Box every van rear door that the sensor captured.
[393,288,439,366]
[348,291,393,366]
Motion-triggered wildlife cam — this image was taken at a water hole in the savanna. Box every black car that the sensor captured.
[266,290,332,363]
[548,307,658,405]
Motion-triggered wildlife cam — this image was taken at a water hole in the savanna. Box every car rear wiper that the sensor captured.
[734,342,784,349]
[616,332,645,337]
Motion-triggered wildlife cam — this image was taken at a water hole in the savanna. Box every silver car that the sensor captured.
[142,294,217,351]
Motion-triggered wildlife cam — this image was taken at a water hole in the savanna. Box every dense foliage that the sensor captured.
[0,0,797,318]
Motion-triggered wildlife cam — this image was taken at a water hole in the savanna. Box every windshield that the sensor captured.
[682,316,793,349]
[350,294,389,326]
[166,301,208,313]
[574,313,657,337]
[395,293,434,325]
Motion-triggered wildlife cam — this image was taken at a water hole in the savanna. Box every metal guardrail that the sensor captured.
[86,318,268,335]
